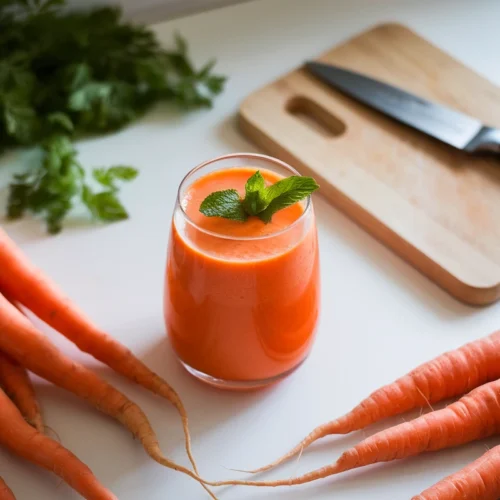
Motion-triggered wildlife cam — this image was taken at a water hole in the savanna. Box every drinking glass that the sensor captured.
[164,153,320,389]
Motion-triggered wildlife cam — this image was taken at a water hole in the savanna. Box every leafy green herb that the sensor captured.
[242,170,267,215]
[258,176,320,223]
[0,0,226,233]
[199,171,319,223]
[199,189,247,222]
[6,134,138,233]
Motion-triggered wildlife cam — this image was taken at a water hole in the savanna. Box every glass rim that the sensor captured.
[176,152,313,241]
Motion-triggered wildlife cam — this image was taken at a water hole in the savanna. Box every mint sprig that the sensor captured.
[198,189,247,222]
[199,171,319,223]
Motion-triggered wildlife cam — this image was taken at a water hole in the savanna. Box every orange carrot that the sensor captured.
[0,477,15,500]
[0,386,116,500]
[0,292,215,498]
[245,329,500,473]
[0,351,43,433]
[413,444,500,500]
[0,228,198,477]
[207,378,500,487]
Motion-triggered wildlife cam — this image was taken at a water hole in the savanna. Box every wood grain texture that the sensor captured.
[239,23,500,306]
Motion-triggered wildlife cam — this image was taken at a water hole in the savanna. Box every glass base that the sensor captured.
[178,357,308,391]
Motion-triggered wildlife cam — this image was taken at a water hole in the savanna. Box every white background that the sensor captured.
[1,0,500,498]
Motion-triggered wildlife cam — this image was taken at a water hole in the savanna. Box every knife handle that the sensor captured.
[466,126,500,154]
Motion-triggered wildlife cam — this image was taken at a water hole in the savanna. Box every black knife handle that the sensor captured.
[465,126,500,154]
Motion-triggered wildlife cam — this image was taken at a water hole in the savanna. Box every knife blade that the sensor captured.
[305,61,500,154]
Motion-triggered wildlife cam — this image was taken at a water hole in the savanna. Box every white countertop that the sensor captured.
[1,0,500,498]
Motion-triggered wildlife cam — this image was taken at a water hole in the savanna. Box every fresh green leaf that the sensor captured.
[5,132,133,231]
[197,60,215,80]
[258,176,319,223]
[64,63,92,92]
[199,172,319,223]
[93,165,138,189]
[7,175,30,219]
[86,190,129,221]
[92,168,111,187]
[265,175,317,201]
[68,82,112,112]
[199,189,247,222]
[243,170,268,215]
[45,198,72,234]
[2,98,39,144]
[81,184,94,210]
[106,165,138,181]
[47,112,74,132]
[245,170,265,194]
[205,75,226,94]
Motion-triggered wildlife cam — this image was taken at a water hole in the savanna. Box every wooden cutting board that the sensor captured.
[239,23,500,306]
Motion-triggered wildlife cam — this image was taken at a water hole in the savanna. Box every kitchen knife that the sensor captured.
[305,61,500,154]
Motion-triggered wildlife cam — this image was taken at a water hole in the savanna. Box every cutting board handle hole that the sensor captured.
[286,96,346,138]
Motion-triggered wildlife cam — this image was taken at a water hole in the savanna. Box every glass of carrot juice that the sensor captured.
[164,153,320,390]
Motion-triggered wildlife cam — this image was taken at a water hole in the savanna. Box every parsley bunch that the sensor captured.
[0,0,226,233]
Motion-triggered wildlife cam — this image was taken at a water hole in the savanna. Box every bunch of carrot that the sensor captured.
[204,329,500,498]
[0,228,214,499]
[3,223,500,499]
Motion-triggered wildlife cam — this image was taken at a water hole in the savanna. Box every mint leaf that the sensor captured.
[243,170,268,215]
[199,172,319,223]
[199,189,247,222]
[245,170,265,194]
[258,176,319,223]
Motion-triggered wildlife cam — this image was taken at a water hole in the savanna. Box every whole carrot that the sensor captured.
[0,387,116,500]
[206,378,500,487]
[413,445,500,500]
[0,477,15,500]
[0,228,198,476]
[244,329,500,473]
[0,351,43,433]
[0,293,215,498]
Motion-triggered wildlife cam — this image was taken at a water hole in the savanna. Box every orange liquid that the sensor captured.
[164,167,320,383]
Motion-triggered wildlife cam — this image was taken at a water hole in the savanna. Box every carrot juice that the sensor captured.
[164,153,320,389]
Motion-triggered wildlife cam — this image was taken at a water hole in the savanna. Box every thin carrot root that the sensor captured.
[0,293,217,499]
[0,227,199,478]
[0,477,15,500]
[242,330,500,474]
[0,387,117,500]
[413,445,500,500]
[204,378,500,487]
[0,351,44,433]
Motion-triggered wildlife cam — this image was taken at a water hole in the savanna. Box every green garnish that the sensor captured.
[199,171,319,223]
[1,0,226,233]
